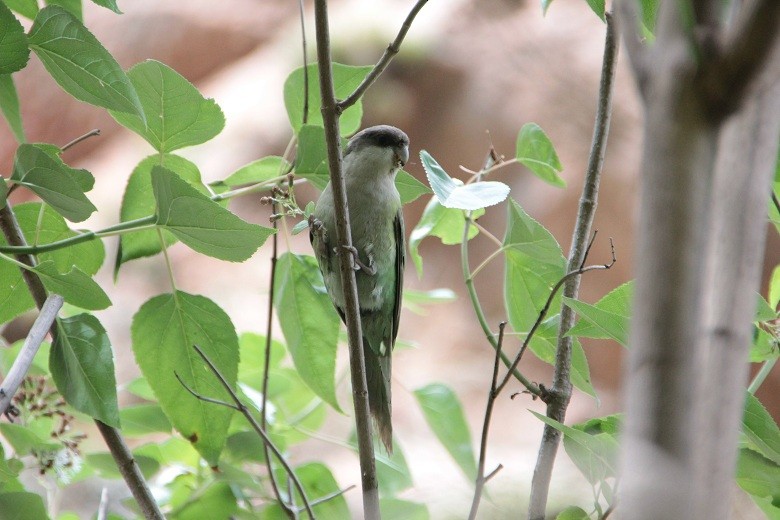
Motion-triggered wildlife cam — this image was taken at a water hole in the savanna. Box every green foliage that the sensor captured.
[131,292,239,465]
[33,261,111,310]
[273,253,341,411]
[566,281,633,347]
[152,166,275,262]
[51,314,119,426]
[12,144,97,222]
[3,0,39,20]
[515,123,565,187]
[0,1,30,75]
[284,63,372,136]
[420,150,510,210]
[0,74,24,142]
[223,156,291,187]
[414,383,478,481]
[743,392,780,466]
[110,60,225,152]
[28,6,143,116]
[556,506,590,520]
[0,491,48,520]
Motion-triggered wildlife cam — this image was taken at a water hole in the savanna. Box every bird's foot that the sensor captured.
[341,245,377,275]
[308,215,327,241]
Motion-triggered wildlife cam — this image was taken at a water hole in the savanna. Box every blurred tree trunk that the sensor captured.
[618,0,780,518]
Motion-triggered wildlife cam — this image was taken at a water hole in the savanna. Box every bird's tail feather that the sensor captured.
[363,339,392,454]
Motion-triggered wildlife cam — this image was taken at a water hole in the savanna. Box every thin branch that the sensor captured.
[299,0,310,125]
[0,203,164,519]
[313,1,380,517]
[528,12,618,519]
[0,294,63,417]
[62,128,101,152]
[97,487,109,520]
[468,322,507,520]
[184,345,315,520]
[305,484,356,509]
[261,204,294,518]
[497,239,616,397]
[771,190,780,216]
[337,0,429,112]
[748,358,777,394]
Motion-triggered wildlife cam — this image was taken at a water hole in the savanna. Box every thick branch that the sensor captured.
[313,1,380,518]
[0,204,164,520]
[337,0,429,112]
[0,294,63,416]
[528,12,618,519]
[702,0,780,117]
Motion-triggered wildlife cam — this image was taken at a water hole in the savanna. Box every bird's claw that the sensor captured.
[341,245,377,275]
[308,215,327,240]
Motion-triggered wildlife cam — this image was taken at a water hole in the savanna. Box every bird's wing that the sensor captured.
[391,209,404,346]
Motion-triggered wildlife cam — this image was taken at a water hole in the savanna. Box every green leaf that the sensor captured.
[89,0,121,14]
[750,326,779,363]
[756,293,776,323]
[769,264,780,309]
[377,441,414,496]
[294,124,331,190]
[503,199,566,331]
[173,481,238,520]
[584,0,606,21]
[0,423,59,455]
[110,60,225,152]
[0,203,104,325]
[743,392,780,465]
[532,411,618,481]
[515,123,565,187]
[3,0,39,19]
[736,448,780,509]
[45,0,82,20]
[223,156,290,187]
[237,332,286,390]
[396,169,431,205]
[0,2,30,75]
[284,63,372,136]
[152,166,274,262]
[131,291,239,465]
[639,0,660,36]
[0,74,25,142]
[266,367,327,444]
[0,492,48,520]
[409,196,482,277]
[567,281,633,346]
[86,452,160,480]
[294,463,349,519]
[556,506,590,520]
[528,318,597,399]
[421,150,509,210]
[12,143,96,222]
[0,178,6,209]
[51,314,120,427]
[28,6,143,116]
[33,261,110,310]
[273,253,341,411]
[381,498,429,520]
[115,154,205,272]
[414,383,477,481]
[119,404,172,437]
[403,288,457,315]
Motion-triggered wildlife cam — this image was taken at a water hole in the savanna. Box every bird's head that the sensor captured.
[343,125,410,179]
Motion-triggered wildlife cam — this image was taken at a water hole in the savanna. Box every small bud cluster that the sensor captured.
[11,376,85,478]
[261,175,307,224]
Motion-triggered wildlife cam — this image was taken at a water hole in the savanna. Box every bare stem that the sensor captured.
[62,128,101,151]
[183,345,315,519]
[528,12,618,519]
[337,0,430,112]
[313,1,380,517]
[468,322,507,520]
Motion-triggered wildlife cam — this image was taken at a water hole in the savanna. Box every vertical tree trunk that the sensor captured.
[618,0,780,517]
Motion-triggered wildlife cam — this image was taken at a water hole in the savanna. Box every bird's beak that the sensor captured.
[396,145,409,168]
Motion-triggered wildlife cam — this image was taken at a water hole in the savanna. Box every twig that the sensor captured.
[305,484,356,509]
[748,358,778,394]
[468,322,507,520]
[181,345,315,520]
[299,0,310,125]
[0,203,164,520]
[261,203,294,518]
[528,12,618,519]
[313,1,380,517]
[62,128,101,152]
[337,0,429,112]
[771,191,780,216]
[97,487,109,520]
[496,238,616,397]
[0,294,64,417]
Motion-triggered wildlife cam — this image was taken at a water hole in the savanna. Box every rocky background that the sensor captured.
[1,0,776,517]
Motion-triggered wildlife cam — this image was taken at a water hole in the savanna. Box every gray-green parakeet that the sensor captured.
[310,125,408,453]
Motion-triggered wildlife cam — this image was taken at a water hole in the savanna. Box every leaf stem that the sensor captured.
[748,358,777,394]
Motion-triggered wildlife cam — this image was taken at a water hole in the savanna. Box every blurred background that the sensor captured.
[1,0,777,517]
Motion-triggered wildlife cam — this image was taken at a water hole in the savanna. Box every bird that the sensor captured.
[309,125,408,453]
